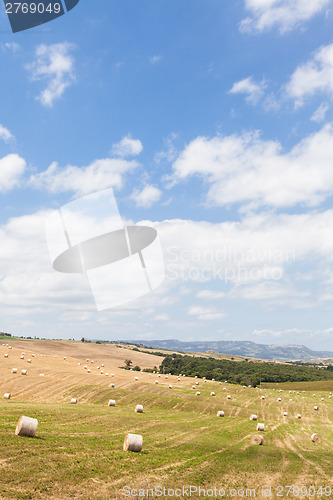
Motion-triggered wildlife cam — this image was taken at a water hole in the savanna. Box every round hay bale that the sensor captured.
[97,366,100,370]
[110,383,115,388]
[165,375,168,379]
[296,414,301,419]
[283,412,288,416]
[32,354,36,358]
[277,398,282,402]
[78,362,81,366]
[84,365,87,369]
[227,395,231,399]
[101,364,104,367]
[311,433,322,443]
[177,377,180,381]
[123,433,143,452]
[195,381,199,385]
[321,398,324,401]
[134,377,139,381]
[210,392,215,396]
[108,400,116,406]
[314,406,319,411]
[111,373,114,377]
[219,381,222,385]
[8,346,12,349]
[4,393,11,399]
[223,387,226,390]
[105,373,109,376]
[251,435,264,445]
[135,405,143,413]
[21,369,27,375]
[169,385,173,389]
[63,357,66,360]
[100,370,104,374]
[256,423,265,431]
[39,373,44,377]
[155,380,159,384]
[196,391,200,396]
[217,410,224,417]
[20,355,24,360]
[261,396,265,400]
[15,416,38,437]
[4,354,8,358]
[12,368,17,374]
[87,369,91,373]
[27,359,31,363]
[192,385,196,389]
[70,398,77,404]
[250,414,258,421]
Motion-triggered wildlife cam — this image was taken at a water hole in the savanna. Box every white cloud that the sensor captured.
[111,135,143,157]
[155,133,178,165]
[131,185,162,208]
[0,211,91,311]
[229,76,266,104]
[155,209,333,298]
[1,42,20,53]
[240,0,332,34]
[0,124,14,142]
[29,157,138,196]
[286,44,333,106]
[26,42,76,107]
[0,154,26,192]
[196,290,226,300]
[149,55,162,64]
[311,102,329,122]
[171,125,333,210]
[188,306,226,320]
[155,314,170,321]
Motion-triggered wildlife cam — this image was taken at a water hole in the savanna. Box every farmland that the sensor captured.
[0,340,332,499]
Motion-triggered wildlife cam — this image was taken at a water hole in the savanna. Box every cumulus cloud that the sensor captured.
[286,44,333,107]
[0,124,14,142]
[196,290,226,300]
[188,306,226,320]
[240,0,332,34]
[229,76,267,104]
[26,42,76,107]
[29,157,138,196]
[111,135,143,157]
[131,185,162,208]
[171,125,333,210]
[0,154,26,192]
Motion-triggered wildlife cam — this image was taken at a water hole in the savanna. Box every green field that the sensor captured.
[1,383,332,499]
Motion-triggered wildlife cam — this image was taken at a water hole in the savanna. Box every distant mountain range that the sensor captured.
[127,339,333,361]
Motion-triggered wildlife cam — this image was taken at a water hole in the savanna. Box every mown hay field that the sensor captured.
[0,340,332,499]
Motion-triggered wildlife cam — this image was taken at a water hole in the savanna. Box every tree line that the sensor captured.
[159,354,333,387]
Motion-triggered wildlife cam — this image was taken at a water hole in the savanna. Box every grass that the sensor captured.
[0,386,332,499]
[0,340,332,499]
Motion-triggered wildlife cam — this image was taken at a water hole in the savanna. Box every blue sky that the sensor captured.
[1,0,333,350]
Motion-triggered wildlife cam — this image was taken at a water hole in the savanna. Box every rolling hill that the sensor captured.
[128,339,333,361]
